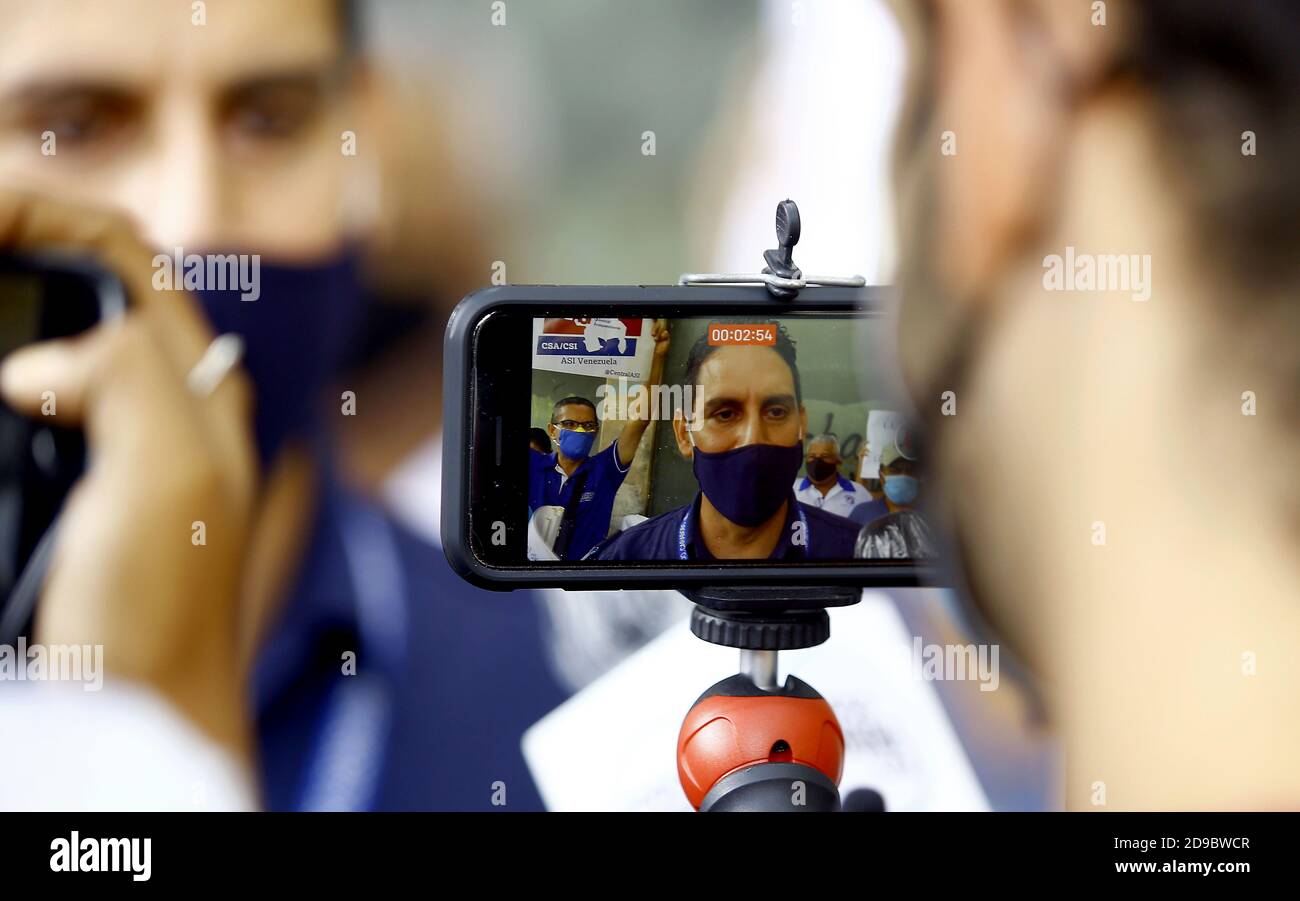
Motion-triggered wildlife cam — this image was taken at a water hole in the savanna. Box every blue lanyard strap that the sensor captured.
[297,501,408,811]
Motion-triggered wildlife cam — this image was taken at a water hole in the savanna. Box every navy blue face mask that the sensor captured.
[690,436,804,527]
[193,252,365,465]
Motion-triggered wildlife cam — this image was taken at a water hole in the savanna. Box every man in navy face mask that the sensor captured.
[0,0,567,812]
[592,325,859,562]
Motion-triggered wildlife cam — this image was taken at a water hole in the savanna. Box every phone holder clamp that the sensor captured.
[678,199,866,299]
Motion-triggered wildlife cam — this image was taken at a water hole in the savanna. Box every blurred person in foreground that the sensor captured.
[890,0,1299,809]
[0,0,565,810]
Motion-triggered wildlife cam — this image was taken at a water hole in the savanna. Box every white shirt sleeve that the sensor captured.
[0,681,258,811]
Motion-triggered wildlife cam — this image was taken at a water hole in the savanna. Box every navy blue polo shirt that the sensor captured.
[848,497,891,528]
[253,463,568,811]
[528,440,630,560]
[590,491,860,561]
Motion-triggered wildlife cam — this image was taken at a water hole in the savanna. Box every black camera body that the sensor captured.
[0,254,125,632]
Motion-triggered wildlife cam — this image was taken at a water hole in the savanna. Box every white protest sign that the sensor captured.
[861,408,905,478]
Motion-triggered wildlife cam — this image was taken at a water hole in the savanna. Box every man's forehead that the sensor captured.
[697,346,795,398]
[809,439,838,453]
[555,403,594,418]
[0,0,341,90]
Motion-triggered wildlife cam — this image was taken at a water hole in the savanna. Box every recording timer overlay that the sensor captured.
[707,323,778,346]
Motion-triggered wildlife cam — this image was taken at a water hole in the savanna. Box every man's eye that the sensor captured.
[22,101,133,149]
[226,90,321,142]
[765,406,790,420]
[712,409,737,422]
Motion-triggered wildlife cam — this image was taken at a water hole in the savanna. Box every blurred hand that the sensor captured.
[651,317,670,359]
[0,192,257,762]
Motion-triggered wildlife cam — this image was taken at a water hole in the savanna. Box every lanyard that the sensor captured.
[678,504,809,561]
[296,500,408,812]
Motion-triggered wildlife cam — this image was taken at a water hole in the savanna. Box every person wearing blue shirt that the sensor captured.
[592,323,859,562]
[592,487,859,561]
[849,440,920,528]
[530,321,670,560]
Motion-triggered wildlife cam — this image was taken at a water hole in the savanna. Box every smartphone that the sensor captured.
[443,284,941,590]
[0,254,126,610]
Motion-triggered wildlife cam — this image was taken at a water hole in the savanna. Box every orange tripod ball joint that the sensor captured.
[678,670,844,811]
[675,587,867,812]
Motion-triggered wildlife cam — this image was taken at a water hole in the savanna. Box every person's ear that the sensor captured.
[547,422,558,442]
[672,411,694,459]
[913,0,1120,302]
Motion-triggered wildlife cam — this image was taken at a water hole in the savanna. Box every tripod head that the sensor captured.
[682,584,860,651]
[676,584,862,812]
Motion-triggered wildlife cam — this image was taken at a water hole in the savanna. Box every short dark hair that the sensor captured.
[1116,0,1299,292]
[528,427,551,447]
[551,396,598,423]
[682,321,802,409]
[1117,1,1300,431]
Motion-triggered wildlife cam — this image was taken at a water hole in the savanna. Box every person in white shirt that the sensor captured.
[792,434,865,520]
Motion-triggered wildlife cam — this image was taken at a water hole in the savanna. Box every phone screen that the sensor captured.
[523,314,931,564]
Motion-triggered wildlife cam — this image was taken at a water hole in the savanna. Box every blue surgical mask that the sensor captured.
[555,428,596,460]
[193,252,364,465]
[883,474,919,506]
[691,437,803,527]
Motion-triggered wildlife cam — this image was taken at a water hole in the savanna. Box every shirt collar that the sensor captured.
[551,450,591,480]
[684,491,808,560]
[799,475,857,497]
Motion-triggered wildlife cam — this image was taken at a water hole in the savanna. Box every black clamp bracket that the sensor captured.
[678,199,866,299]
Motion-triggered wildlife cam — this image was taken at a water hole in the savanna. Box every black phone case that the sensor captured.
[441,283,949,592]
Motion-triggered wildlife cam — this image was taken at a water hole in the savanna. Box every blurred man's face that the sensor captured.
[674,346,807,457]
[0,0,359,257]
[887,0,1094,662]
